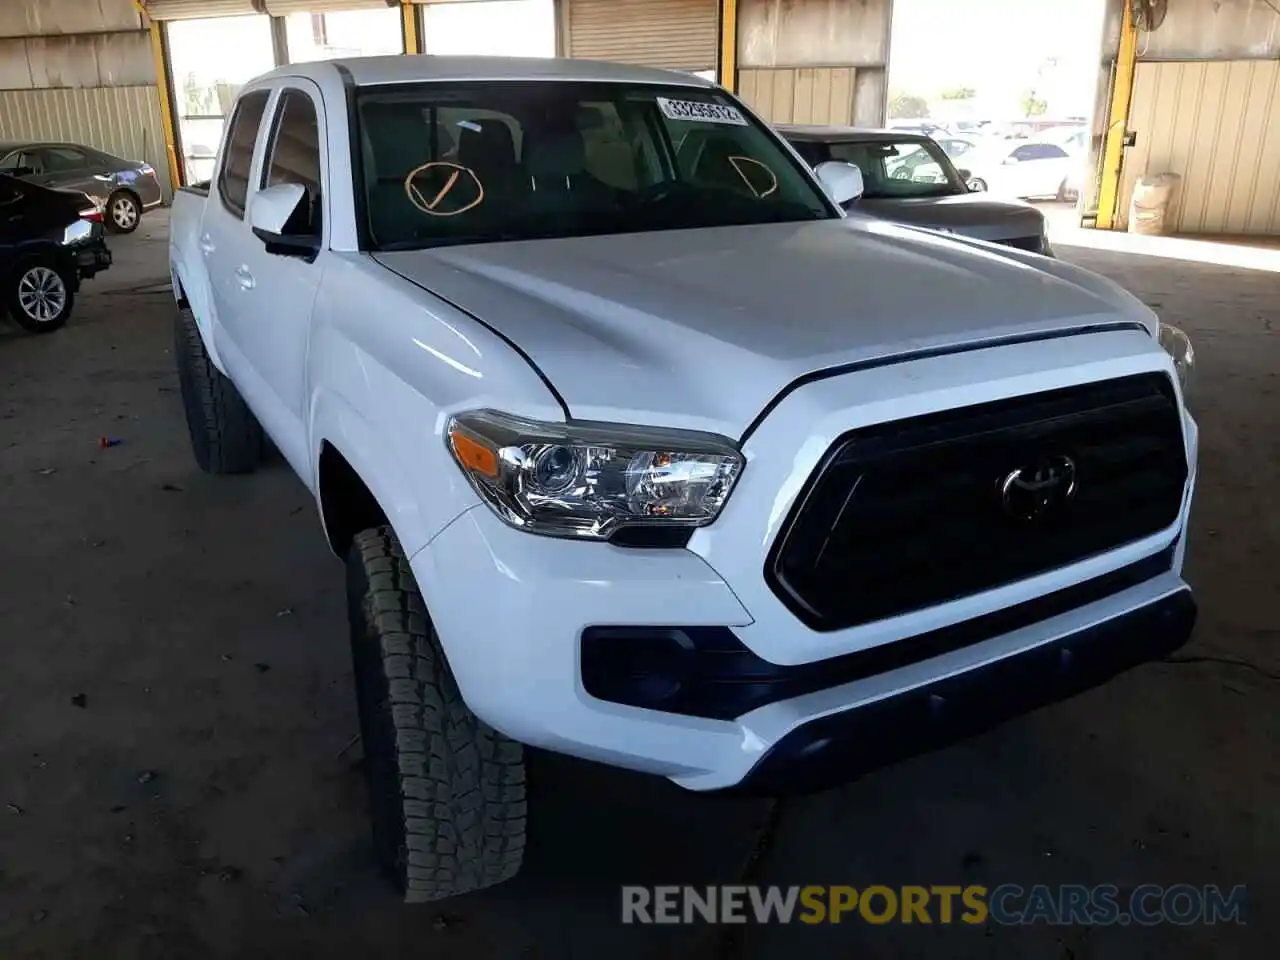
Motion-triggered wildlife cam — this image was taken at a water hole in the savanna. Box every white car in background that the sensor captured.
[964,140,1077,201]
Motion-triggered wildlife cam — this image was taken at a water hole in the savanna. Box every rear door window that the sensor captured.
[218,90,271,218]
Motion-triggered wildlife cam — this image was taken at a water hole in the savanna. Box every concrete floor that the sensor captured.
[0,212,1275,959]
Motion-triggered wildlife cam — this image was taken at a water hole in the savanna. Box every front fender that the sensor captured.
[309,386,466,559]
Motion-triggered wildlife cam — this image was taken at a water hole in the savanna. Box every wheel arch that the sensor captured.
[317,440,390,557]
[311,392,445,561]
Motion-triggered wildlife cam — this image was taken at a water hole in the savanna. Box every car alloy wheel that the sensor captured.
[111,194,139,231]
[17,266,67,325]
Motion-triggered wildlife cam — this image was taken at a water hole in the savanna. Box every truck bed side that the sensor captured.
[169,184,225,373]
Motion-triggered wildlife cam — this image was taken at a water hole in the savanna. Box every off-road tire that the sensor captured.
[346,526,527,902]
[173,306,263,474]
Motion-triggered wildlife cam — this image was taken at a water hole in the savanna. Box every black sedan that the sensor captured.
[1,174,111,333]
[0,141,164,234]
[780,125,1052,256]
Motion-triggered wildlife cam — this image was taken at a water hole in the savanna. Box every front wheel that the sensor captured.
[967,177,988,192]
[8,261,74,333]
[107,191,140,234]
[346,526,527,902]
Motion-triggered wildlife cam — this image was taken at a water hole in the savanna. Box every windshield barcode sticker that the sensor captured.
[657,98,747,126]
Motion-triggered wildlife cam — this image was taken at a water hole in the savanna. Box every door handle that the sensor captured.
[198,233,215,255]
[234,265,255,290]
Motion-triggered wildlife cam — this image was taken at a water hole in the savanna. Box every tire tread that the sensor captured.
[173,306,263,474]
[347,526,526,903]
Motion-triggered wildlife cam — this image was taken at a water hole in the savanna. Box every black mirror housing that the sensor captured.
[251,226,319,263]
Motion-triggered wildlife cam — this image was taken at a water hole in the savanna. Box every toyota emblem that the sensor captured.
[1000,455,1077,521]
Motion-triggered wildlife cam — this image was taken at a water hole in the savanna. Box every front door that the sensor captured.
[208,82,327,477]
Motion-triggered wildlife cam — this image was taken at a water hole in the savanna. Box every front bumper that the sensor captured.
[729,589,1195,795]
[414,498,1194,793]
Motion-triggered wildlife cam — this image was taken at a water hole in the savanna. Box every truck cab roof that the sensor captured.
[253,54,717,90]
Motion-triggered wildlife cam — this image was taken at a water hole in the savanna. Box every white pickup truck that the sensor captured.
[169,56,1198,903]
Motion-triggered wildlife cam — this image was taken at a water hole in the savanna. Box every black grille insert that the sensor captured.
[767,374,1187,631]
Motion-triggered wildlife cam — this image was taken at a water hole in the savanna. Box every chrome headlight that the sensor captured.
[445,411,745,540]
[1158,323,1194,399]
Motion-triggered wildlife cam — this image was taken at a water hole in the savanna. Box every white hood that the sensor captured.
[374,217,1154,438]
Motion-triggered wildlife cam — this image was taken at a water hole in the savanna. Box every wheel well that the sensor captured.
[318,441,388,557]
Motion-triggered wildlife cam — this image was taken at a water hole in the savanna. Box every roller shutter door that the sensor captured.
[565,0,717,73]
[262,1,394,12]
[143,1,260,19]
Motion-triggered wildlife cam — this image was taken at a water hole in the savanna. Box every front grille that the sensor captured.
[767,374,1188,632]
[998,235,1045,253]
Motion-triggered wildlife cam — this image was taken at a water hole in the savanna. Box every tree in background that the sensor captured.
[1021,90,1049,117]
[889,92,931,119]
[1021,56,1056,117]
[940,86,977,102]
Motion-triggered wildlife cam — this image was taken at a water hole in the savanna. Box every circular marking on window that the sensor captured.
[404,161,485,217]
[727,156,778,198]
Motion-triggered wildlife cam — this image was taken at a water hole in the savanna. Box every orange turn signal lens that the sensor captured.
[449,429,499,478]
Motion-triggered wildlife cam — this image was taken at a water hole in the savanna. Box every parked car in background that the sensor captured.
[780,126,1052,254]
[0,173,111,332]
[0,141,163,234]
[962,139,1076,200]
[1040,124,1090,154]
[935,136,979,164]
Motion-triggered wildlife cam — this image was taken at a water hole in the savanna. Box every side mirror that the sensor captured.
[249,182,318,261]
[814,160,864,206]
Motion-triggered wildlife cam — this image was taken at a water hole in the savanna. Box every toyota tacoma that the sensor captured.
[168,56,1198,903]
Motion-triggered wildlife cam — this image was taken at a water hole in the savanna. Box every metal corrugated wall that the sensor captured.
[737,66,887,127]
[0,86,172,196]
[738,67,855,125]
[1120,59,1280,235]
[734,0,891,127]
[563,0,718,72]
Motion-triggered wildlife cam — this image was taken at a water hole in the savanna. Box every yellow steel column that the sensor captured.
[1095,0,1138,230]
[401,0,420,54]
[718,0,738,92]
[142,6,183,191]
[133,1,181,190]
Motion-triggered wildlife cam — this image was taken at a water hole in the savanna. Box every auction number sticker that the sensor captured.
[657,98,748,126]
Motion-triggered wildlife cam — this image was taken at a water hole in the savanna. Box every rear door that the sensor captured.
[29,147,110,203]
[202,88,273,390]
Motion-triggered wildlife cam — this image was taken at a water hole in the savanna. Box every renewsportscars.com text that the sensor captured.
[621,884,1246,926]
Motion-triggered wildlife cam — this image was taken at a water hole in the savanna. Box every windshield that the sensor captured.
[826,139,966,199]
[354,81,835,250]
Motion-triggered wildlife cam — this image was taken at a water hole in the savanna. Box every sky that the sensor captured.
[888,0,1111,120]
